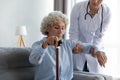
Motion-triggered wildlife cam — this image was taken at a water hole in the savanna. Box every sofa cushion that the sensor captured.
[0,68,34,80]
[0,47,33,69]
[0,47,35,80]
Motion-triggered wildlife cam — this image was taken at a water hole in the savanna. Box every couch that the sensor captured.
[0,47,113,80]
[0,47,34,80]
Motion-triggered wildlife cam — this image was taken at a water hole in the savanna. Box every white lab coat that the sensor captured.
[69,1,111,73]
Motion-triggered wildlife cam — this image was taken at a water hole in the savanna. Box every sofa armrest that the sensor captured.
[73,71,113,80]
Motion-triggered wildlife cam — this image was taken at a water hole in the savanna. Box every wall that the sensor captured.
[0,0,53,47]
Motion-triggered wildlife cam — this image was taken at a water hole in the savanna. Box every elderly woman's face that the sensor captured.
[90,0,103,9]
[48,21,66,40]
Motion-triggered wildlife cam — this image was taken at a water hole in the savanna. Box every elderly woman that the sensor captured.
[29,11,106,80]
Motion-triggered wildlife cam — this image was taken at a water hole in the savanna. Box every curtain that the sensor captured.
[54,0,67,14]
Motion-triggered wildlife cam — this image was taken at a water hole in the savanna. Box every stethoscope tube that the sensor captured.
[84,1,103,33]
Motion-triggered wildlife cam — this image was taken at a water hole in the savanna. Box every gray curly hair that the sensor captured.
[40,11,68,35]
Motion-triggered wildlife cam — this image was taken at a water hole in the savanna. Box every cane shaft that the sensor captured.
[56,47,59,80]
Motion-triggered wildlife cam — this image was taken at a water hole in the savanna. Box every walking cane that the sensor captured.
[56,46,59,80]
[55,40,61,80]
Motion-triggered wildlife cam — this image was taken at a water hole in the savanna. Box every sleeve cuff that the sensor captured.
[93,45,105,54]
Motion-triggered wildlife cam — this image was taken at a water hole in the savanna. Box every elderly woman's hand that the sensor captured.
[72,43,83,54]
[42,36,58,48]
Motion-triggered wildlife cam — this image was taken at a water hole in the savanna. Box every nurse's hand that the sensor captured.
[72,43,83,54]
[89,47,107,67]
[95,51,107,67]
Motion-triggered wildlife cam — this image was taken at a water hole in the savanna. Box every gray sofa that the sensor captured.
[0,47,113,80]
[0,47,34,80]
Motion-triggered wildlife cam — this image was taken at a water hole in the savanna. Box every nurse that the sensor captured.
[69,0,111,73]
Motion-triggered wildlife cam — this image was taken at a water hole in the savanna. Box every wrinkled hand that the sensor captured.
[95,51,107,67]
[72,43,83,54]
[42,36,58,48]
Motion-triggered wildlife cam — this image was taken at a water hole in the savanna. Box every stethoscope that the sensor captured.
[84,2,103,33]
